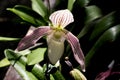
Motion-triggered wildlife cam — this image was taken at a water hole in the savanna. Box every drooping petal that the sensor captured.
[66,32,85,72]
[16,26,50,51]
[49,9,74,28]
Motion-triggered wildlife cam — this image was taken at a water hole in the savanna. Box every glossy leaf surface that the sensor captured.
[85,5,102,24]
[67,0,76,11]
[78,5,102,39]
[77,0,90,7]
[89,12,115,40]
[7,5,47,26]
[31,0,48,17]
[86,24,120,67]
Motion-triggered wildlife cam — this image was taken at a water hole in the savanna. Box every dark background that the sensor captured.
[0,0,120,80]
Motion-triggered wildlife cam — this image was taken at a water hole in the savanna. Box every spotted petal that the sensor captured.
[66,32,85,72]
[16,26,50,51]
[49,9,74,28]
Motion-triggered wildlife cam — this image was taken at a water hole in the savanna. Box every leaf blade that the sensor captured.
[0,37,20,41]
[27,48,47,65]
[0,58,10,68]
[31,0,48,17]
[85,24,120,67]
[89,12,115,40]
[7,5,47,26]
[67,0,76,11]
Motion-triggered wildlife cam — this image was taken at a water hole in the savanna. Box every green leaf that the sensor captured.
[4,49,45,80]
[77,0,89,7]
[0,58,10,68]
[13,61,29,80]
[26,71,38,80]
[31,64,46,80]
[7,5,47,26]
[52,70,65,80]
[14,61,38,80]
[89,12,115,40]
[31,0,48,17]
[4,49,21,60]
[78,5,102,39]
[18,49,31,56]
[85,5,102,24]
[4,49,27,65]
[77,20,96,39]
[67,0,76,11]
[85,24,120,67]
[0,37,20,41]
[27,48,47,65]
[4,49,38,80]
[50,74,55,80]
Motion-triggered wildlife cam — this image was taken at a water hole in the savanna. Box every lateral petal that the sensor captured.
[16,26,50,51]
[66,32,85,72]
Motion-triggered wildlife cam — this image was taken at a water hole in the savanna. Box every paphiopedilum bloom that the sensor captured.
[15,9,85,71]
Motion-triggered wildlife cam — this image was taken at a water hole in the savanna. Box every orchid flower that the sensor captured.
[95,60,120,80]
[15,9,85,71]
